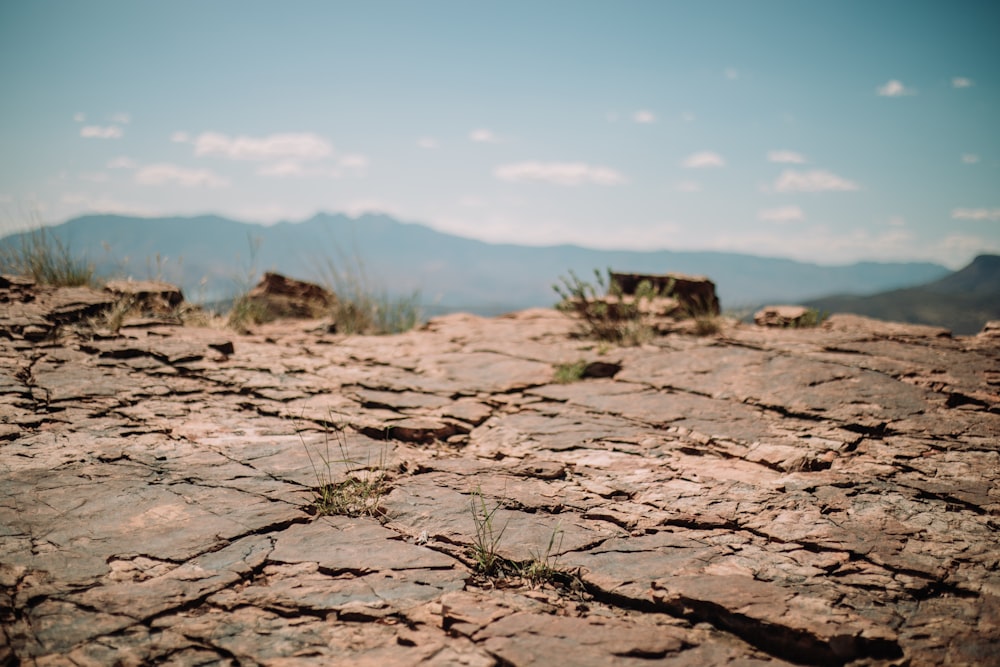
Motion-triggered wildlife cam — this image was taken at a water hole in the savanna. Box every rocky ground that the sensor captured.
[1,277,999,666]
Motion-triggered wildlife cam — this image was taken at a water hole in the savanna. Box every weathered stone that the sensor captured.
[611,271,720,315]
[104,279,184,314]
[754,304,813,328]
[245,271,335,320]
[1,279,997,665]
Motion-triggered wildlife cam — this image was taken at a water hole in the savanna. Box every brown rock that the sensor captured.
[104,279,184,315]
[245,271,335,319]
[754,304,813,328]
[610,271,720,315]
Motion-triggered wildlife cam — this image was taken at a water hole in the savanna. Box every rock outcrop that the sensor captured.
[245,271,336,320]
[1,280,998,666]
[611,271,721,315]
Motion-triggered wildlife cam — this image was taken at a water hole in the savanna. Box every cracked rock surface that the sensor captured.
[1,287,998,666]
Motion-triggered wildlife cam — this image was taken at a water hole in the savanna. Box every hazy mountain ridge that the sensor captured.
[3,213,952,315]
[803,254,1000,335]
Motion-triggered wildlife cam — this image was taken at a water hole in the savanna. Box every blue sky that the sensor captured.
[1,0,997,268]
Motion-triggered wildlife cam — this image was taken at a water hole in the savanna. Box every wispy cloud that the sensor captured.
[135,163,228,187]
[767,150,806,164]
[961,154,980,164]
[952,77,974,89]
[682,151,725,168]
[258,154,368,179]
[758,205,805,223]
[80,125,123,139]
[633,110,656,124]
[106,156,137,169]
[73,112,85,123]
[952,208,1000,222]
[877,79,914,97]
[193,132,332,160]
[774,169,859,192]
[110,112,131,125]
[417,137,438,149]
[675,180,701,193]
[171,131,191,143]
[724,67,739,80]
[494,161,625,186]
[469,128,500,143]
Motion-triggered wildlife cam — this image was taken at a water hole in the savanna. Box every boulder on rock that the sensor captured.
[755,305,813,328]
[105,279,185,315]
[610,271,720,315]
[245,272,335,320]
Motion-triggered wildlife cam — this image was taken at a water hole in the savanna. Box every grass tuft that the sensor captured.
[314,253,422,335]
[299,420,389,520]
[552,268,664,345]
[553,360,588,384]
[469,486,510,577]
[0,226,95,287]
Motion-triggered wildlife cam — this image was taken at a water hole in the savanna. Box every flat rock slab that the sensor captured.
[1,300,998,666]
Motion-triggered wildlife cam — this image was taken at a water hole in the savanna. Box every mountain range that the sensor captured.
[803,254,999,335]
[1,212,978,323]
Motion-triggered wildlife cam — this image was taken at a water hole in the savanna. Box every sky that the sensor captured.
[1,0,998,269]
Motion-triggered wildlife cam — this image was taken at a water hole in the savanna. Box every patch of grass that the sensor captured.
[225,234,269,333]
[553,269,664,345]
[469,486,510,577]
[553,360,588,384]
[792,308,827,328]
[519,522,564,587]
[0,226,95,287]
[299,421,389,520]
[314,252,422,335]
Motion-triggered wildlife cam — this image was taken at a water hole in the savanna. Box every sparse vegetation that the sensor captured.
[314,252,422,335]
[299,420,389,520]
[792,308,827,328]
[0,226,95,287]
[552,269,664,345]
[519,522,564,587]
[682,293,724,336]
[469,486,510,577]
[553,360,588,383]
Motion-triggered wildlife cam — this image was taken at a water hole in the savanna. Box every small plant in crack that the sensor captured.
[519,521,565,587]
[298,418,389,520]
[469,485,510,577]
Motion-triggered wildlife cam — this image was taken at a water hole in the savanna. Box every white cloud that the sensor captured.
[73,112,85,123]
[0,193,13,204]
[961,154,980,164]
[417,137,438,149]
[80,125,123,139]
[494,161,625,186]
[633,110,656,124]
[257,153,368,179]
[757,205,805,223]
[681,151,725,168]
[888,215,905,227]
[78,171,109,183]
[106,156,137,169]
[171,131,191,143]
[110,112,131,124]
[724,67,739,80]
[877,79,914,96]
[952,208,1000,222]
[135,163,229,188]
[257,160,305,177]
[469,128,500,143]
[773,169,859,192]
[675,180,701,193]
[952,77,974,89]
[767,150,806,164]
[338,154,368,170]
[193,132,332,161]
